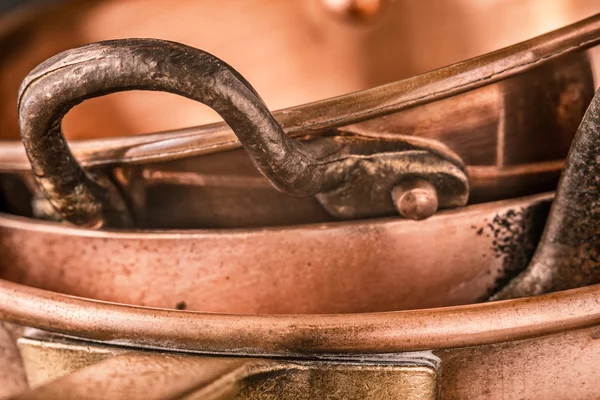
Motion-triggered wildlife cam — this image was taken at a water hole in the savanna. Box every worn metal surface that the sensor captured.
[2,3,600,398]
[17,333,437,400]
[493,87,600,299]
[111,157,561,229]
[437,325,600,400]
[18,39,468,227]
[0,276,599,356]
[15,326,600,399]
[0,11,598,172]
[0,193,551,314]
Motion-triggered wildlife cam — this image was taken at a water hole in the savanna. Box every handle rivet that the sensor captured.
[392,179,438,220]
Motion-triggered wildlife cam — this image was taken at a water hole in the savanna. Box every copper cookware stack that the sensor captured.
[1,1,600,399]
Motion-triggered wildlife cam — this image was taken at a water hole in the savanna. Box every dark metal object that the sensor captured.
[18,39,468,228]
[392,178,438,220]
[493,88,600,299]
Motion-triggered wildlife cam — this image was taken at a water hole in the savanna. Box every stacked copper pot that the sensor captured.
[1,1,600,399]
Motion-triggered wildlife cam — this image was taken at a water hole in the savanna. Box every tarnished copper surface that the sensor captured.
[2,2,600,398]
[0,278,599,356]
[0,10,598,172]
[0,193,551,314]
[4,109,600,365]
[115,156,563,229]
[438,326,600,399]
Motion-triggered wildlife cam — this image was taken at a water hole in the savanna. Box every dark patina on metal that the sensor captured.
[18,39,468,228]
[493,88,600,299]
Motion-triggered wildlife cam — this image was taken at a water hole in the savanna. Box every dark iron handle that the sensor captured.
[19,39,469,228]
[18,39,325,228]
[492,87,600,299]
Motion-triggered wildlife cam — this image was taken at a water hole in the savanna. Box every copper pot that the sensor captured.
[0,4,597,313]
[1,1,600,399]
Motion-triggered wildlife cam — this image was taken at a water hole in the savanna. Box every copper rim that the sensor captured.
[1,278,599,357]
[1,12,600,171]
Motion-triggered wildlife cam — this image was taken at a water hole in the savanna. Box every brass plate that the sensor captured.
[18,332,437,399]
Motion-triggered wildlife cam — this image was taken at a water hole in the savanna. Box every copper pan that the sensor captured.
[3,18,597,313]
[0,192,552,314]
[2,2,600,398]
[1,4,600,229]
[5,82,600,400]
[0,6,599,314]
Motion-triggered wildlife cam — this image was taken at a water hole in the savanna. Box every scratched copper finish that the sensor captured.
[2,95,600,355]
[1,12,600,229]
[0,193,551,314]
[0,277,599,357]
[2,4,597,316]
[2,2,600,399]
[13,326,600,400]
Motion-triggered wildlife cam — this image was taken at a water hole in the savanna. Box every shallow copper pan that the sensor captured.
[1,8,600,229]
[0,6,598,315]
[0,193,551,314]
[2,2,600,399]
[5,100,600,397]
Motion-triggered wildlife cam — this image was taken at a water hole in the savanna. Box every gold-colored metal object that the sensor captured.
[18,333,438,400]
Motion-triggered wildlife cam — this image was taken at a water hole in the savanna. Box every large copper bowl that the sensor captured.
[1,2,600,398]
[0,1,597,314]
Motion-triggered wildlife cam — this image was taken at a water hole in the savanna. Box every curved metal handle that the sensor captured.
[19,39,468,228]
[492,87,600,299]
[18,39,325,228]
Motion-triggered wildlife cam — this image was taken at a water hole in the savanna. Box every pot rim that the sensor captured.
[1,276,598,357]
[0,13,599,171]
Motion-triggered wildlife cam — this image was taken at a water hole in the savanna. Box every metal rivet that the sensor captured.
[392,179,439,220]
